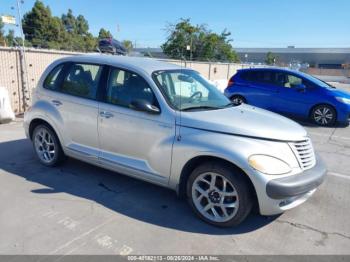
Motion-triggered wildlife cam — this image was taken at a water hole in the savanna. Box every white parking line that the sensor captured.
[328,172,350,180]
[53,242,87,262]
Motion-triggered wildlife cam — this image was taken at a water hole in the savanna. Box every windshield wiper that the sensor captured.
[181,106,222,111]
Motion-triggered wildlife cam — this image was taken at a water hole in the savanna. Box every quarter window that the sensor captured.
[43,64,64,90]
[106,68,156,108]
[61,63,103,99]
[241,71,276,85]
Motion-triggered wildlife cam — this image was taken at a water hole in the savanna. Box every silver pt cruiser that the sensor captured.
[24,55,327,227]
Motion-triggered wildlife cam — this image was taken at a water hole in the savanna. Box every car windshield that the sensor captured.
[153,70,231,111]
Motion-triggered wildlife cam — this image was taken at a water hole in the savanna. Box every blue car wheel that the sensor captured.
[230,95,246,106]
[311,104,337,126]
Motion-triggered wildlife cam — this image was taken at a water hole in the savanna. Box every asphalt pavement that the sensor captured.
[0,117,349,255]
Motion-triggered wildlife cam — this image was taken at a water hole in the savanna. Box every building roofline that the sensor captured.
[235,47,350,54]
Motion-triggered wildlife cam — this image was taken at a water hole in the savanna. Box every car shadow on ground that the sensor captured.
[0,138,279,235]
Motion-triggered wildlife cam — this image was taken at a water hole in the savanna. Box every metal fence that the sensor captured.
[0,47,254,113]
[0,47,81,113]
[1,47,349,114]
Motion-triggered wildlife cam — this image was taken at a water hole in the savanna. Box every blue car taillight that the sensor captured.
[227,78,234,87]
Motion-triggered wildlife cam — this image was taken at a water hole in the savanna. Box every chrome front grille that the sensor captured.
[289,138,316,170]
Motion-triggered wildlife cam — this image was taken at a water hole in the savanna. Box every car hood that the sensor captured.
[326,88,350,99]
[179,104,307,141]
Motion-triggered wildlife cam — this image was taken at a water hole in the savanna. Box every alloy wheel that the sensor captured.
[191,172,239,223]
[34,127,56,163]
[313,106,334,125]
[231,96,244,106]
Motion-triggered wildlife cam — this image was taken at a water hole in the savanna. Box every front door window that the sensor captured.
[105,68,157,108]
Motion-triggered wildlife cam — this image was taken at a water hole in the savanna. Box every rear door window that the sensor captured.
[60,63,103,100]
[258,71,276,84]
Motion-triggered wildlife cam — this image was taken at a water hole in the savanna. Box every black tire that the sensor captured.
[230,95,246,106]
[186,162,253,227]
[310,104,337,126]
[32,124,65,167]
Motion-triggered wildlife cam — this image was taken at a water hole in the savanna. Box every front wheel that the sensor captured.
[230,95,246,106]
[311,105,336,126]
[187,162,253,227]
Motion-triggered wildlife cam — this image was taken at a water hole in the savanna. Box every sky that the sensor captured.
[1,0,349,48]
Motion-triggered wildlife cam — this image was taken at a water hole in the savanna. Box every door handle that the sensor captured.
[52,100,62,106]
[100,111,114,119]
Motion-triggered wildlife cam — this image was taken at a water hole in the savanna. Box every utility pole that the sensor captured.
[116,24,120,39]
[186,45,191,61]
[190,34,193,61]
[15,0,29,112]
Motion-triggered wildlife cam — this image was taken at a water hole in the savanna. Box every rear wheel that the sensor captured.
[187,162,253,227]
[311,105,336,126]
[230,95,246,106]
[32,124,65,167]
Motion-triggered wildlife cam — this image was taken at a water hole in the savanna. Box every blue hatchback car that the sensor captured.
[224,68,350,126]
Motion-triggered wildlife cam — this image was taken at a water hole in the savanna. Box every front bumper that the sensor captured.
[336,103,350,123]
[23,112,30,139]
[266,157,327,199]
[257,156,327,216]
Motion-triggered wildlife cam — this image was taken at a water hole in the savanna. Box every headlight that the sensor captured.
[336,97,350,104]
[248,155,292,175]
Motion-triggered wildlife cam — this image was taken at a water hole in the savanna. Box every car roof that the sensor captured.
[53,54,183,75]
[237,67,301,75]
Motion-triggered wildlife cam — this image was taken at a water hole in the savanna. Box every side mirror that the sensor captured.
[294,84,306,92]
[130,99,160,114]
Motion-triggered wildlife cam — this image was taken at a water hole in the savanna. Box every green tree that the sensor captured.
[61,10,95,51]
[122,40,133,53]
[162,19,239,62]
[76,15,89,35]
[162,19,198,59]
[0,17,5,46]
[9,36,30,47]
[265,52,278,65]
[61,10,89,35]
[83,33,97,51]
[47,16,66,48]
[0,17,3,34]
[6,29,15,47]
[20,1,109,52]
[22,0,64,48]
[98,28,112,39]
[61,9,76,33]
